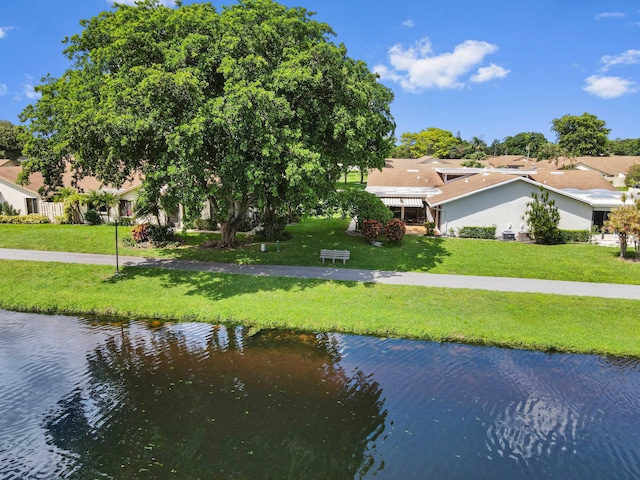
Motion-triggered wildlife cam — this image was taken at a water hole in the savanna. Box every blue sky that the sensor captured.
[1,0,639,144]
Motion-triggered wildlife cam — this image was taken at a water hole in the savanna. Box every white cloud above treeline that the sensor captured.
[374,38,508,92]
[583,75,637,99]
[595,12,625,20]
[402,19,415,28]
[600,49,640,71]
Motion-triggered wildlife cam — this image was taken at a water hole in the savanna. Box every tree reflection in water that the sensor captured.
[45,323,387,479]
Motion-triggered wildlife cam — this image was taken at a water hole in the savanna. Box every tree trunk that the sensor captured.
[619,234,627,259]
[219,221,239,248]
[211,194,255,248]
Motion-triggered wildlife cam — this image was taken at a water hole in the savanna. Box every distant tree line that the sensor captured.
[390,112,640,160]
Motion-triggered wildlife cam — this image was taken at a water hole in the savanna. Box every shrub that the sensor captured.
[424,221,436,236]
[525,187,560,244]
[557,230,590,243]
[21,214,50,224]
[384,218,406,243]
[458,226,497,239]
[0,214,50,224]
[131,223,174,245]
[336,189,392,227]
[84,209,102,225]
[0,202,19,216]
[362,219,383,242]
[192,217,217,231]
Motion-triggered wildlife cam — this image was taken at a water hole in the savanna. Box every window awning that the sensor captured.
[381,197,425,208]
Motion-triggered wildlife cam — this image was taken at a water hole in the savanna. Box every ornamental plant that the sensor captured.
[362,219,383,242]
[384,218,406,243]
[525,187,560,244]
[131,223,174,245]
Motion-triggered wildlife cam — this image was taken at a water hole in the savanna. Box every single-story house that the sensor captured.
[532,156,640,187]
[365,157,443,224]
[0,160,156,224]
[426,170,623,237]
[570,156,640,187]
[367,157,629,238]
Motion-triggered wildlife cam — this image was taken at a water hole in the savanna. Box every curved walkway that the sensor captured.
[1,248,640,300]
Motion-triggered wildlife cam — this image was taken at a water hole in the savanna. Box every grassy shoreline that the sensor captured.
[1,260,638,358]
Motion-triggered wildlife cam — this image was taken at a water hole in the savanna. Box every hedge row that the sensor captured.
[0,214,50,224]
[457,226,497,239]
[556,229,590,243]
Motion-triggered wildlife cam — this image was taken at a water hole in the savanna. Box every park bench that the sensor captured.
[320,249,351,264]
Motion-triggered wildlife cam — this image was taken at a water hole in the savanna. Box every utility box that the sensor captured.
[502,230,516,241]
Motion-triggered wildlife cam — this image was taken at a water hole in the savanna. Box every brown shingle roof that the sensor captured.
[368,158,445,187]
[484,155,535,169]
[572,156,640,175]
[529,170,617,191]
[427,173,522,206]
[0,162,142,196]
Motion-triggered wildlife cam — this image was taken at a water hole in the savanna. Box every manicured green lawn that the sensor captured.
[0,218,637,284]
[0,260,638,357]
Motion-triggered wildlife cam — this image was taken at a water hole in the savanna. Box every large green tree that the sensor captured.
[501,132,548,158]
[19,0,394,246]
[551,113,610,156]
[0,120,25,160]
[608,138,640,156]
[393,127,458,159]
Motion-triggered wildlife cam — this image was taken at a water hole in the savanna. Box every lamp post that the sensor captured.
[115,217,119,275]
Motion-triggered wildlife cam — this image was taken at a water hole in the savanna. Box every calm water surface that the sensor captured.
[1,310,639,479]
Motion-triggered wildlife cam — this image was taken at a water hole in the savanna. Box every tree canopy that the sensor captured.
[501,132,548,158]
[0,120,25,160]
[20,0,395,246]
[392,127,458,159]
[551,113,610,157]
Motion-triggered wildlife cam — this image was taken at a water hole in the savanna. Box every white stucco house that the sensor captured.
[367,157,628,238]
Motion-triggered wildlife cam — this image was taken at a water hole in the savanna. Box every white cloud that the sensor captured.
[471,63,510,83]
[373,64,403,83]
[374,37,507,92]
[595,12,626,20]
[402,19,415,28]
[0,26,14,39]
[22,76,41,100]
[583,75,638,99]
[600,49,640,71]
[0,84,7,96]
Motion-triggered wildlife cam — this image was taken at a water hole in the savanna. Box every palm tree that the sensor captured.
[53,187,84,224]
[99,192,120,224]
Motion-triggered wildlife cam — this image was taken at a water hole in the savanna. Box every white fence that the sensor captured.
[38,202,64,223]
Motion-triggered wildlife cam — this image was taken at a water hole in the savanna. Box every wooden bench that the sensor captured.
[320,249,350,264]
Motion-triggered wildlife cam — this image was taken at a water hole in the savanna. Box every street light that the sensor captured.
[115,216,119,275]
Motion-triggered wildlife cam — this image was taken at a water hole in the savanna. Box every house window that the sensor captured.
[592,211,609,228]
[119,200,133,217]
[26,198,38,214]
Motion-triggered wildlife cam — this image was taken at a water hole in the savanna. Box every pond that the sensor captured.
[1,309,639,479]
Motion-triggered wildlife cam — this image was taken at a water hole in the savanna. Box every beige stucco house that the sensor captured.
[0,160,147,223]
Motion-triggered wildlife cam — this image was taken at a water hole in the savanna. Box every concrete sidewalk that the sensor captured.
[1,248,639,300]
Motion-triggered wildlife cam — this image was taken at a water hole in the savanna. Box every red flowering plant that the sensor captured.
[362,219,383,243]
[384,218,406,243]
